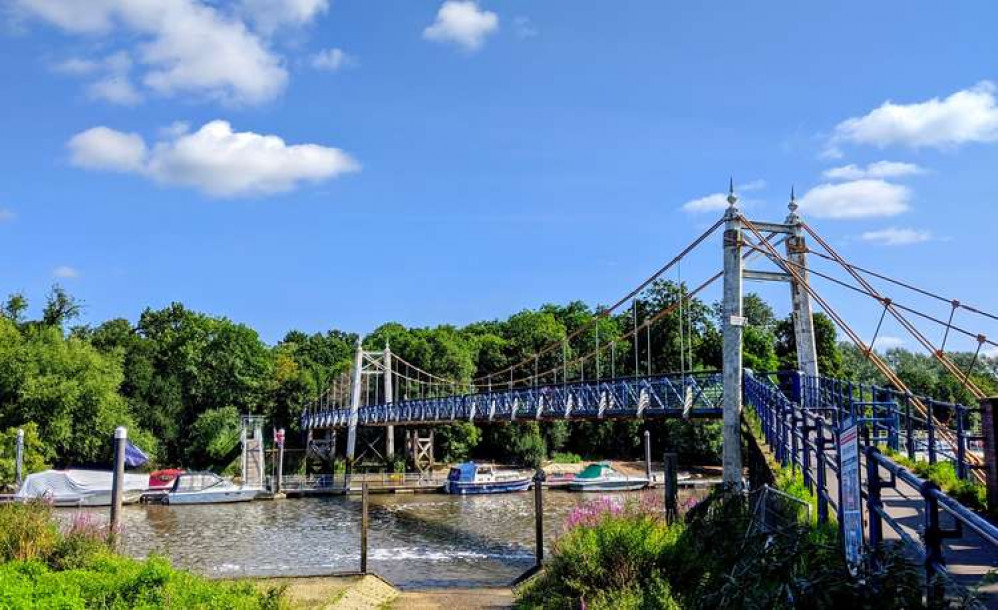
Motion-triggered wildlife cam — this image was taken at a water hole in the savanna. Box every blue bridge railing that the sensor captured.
[745,371,998,600]
[303,371,724,429]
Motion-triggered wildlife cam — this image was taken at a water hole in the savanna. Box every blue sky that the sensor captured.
[1,1,997,354]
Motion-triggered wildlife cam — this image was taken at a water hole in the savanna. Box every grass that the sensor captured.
[883,449,988,514]
[0,501,288,609]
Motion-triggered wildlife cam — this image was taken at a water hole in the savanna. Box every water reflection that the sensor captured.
[75,488,702,588]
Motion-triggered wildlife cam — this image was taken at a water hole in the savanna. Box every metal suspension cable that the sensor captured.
[739,215,983,480]
[744,243,998,352]
[492,270,724,387]
[391,353,465,387]
[801,222,987,400]
[473,217,725,383]
[805,248,998,325]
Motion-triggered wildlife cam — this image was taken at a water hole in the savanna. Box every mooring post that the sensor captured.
[721,181,744,488]
[109,426,127,547]
[643,430,652,482]
[360,482,369,574]
[275,428,285,495]
[14,428,24,489]
[533,468,546,568]
[981,397,998,512]
[663,452,678,524]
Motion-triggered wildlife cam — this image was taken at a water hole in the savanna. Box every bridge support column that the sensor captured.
[384,344,395,460]
[722,185,744,488]
[346,338,363,465]
[785,195,820,385]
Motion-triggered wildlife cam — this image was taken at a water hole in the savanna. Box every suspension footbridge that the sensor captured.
[300,182,998,602]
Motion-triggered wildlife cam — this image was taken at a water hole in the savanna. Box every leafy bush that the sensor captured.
[548,452,581,464]
[887,451,987,513]
[0,501,60,562]
[517,496,681,609]
[0,423,53,491]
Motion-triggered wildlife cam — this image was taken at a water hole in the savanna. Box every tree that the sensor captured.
[41,286,82,328]
[1,293,28,324]
[0,423,54,489]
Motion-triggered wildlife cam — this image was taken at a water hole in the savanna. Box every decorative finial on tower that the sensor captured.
[788,185,798,213]
[726,177,738,207]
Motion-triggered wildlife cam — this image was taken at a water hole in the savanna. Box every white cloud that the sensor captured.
[831,81,998,150]
[52,265,80,279]
[53,57,101,76]
[423,1,499,52]
[158,121,191,139]
[0,209,14,222]
[681,180,765,213]
[88,75,142,105]
[240,0,328,33]
[68,127,147,173]
[310,48,354,72]
[68,120,360,197]
[798,179,910,219]
[513,16,537,39]
[16,0,288,105]
[823,161,924,181]
[873,336,904,351]
[860,227,932,246]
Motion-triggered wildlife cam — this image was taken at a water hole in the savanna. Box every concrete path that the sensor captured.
[390,588,514,609]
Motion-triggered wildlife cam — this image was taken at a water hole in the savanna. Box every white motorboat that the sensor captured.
[567,462,649,492]
[164,472,261,505]
[14,470,148,507]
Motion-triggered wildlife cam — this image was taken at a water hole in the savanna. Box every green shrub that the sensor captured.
[548,452,581,464]
[516,497,681,609]
[0,501,60,562]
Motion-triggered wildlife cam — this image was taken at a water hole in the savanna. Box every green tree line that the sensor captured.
[1,284,996,484]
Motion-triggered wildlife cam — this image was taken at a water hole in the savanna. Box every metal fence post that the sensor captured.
[865,447,883,550]
[644,430,652,482]
[802,419,813,492]
[533,468,546,568]
[921,480,945,604]
[815,417,829,524]
[905,396,915,460]
[360,482,369,574]
[981,397,998,513]
[14,428,24,489]
[956,410,968,481]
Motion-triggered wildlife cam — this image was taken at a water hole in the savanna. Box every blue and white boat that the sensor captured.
[568,462,648,492]
[443,463,531,495]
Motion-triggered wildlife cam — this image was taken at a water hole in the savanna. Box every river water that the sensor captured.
[77,489,702,588]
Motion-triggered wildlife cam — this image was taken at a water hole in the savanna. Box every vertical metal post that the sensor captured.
[786,192,820,379]
[384,344,395,460]
[643,430,652,482]
[275,429,285,495]
[922,480,945,604]
[14,428,24,489]
[982,397,998,512]
[928,412,937,464]
[346,338,364,467]
[533,468,546,567]
[905,396,915,459]
[664,452,678,524]
[815,418,829,524]
[360,482,369,574]
[957,409,968,480]
[865,447,883,549]
[722,183,744,488]
[109,426,127,548]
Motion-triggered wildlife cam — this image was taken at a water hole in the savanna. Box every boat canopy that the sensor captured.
[172,472,225,493]
[447,462,478,482]
[576,463,614,479]
[15,470,148,501]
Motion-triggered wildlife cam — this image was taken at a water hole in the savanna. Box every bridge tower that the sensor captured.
[345,339,396,464]
[721,184,820,487]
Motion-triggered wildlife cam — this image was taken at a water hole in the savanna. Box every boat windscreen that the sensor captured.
[576,464,609,479]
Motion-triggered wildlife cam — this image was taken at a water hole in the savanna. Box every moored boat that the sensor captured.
[443,462,532,495]
[164,472,260,505]
[567,462,648,492]
[14,470,148,507]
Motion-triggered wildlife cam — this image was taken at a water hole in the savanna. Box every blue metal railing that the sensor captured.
[745,371,998,600]
[303,371,724,429]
